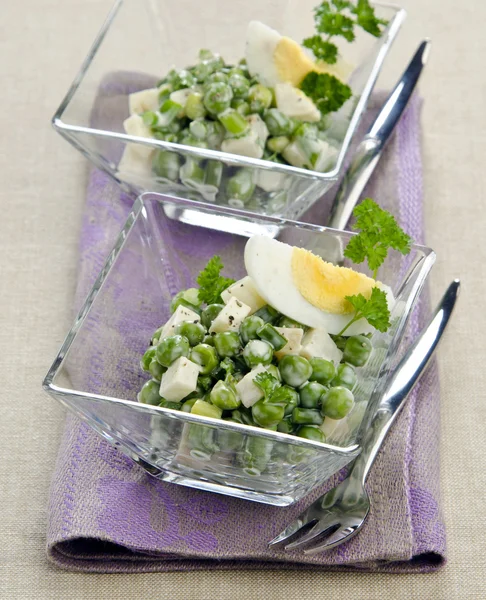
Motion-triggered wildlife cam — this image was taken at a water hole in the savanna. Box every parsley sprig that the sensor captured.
[344,198,412,279]
[339,287,391,335]
[303,0,389,65]
[196,256,235,305]
[254,372,281,400]
[339,198,412,335]
[300,71,352,116]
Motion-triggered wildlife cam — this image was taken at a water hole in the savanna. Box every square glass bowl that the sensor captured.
[52,0,405,231]
[43,194,435,506]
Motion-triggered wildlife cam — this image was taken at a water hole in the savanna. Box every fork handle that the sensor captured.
[353,280,460,484]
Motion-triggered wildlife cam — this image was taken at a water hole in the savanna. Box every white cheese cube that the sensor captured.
[160,305,200,340]
[222,133,263,159]
[274,327,304,359]
[314,140,338,173]
[129,88,160,115]
[159,357,199,402]
[123,114,155,158]
[247,113,269,143]
[235,364,267,408]
[220,276,266,314]
[221,114,269,159]
[319,417,342,440]
[169,88,192,110]
[256,170,288,192]
[282,140,309,169]
[300,328,343,365]
[209,296,251,334]
[275,83,320,122]
[117,145,154,186]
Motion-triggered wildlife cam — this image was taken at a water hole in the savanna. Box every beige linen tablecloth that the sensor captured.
[1,0,485,597]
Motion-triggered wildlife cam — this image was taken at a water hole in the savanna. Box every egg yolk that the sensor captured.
[291,248,377,314]
[274,38,354,87]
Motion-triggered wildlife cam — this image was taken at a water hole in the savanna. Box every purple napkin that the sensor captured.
[47,77,445,572]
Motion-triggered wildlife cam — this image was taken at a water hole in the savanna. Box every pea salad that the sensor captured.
[137,200,412,444]
[119,2,388,208]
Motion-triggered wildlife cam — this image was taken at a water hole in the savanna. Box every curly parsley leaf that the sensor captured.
[344,198,412,278]
[302,35,339,64]
[254,372,281,400]
[339,287,391,335]
[302,0,388,69]
[196,256,235,305]
[352,0,389,37]
[300,71,352,115]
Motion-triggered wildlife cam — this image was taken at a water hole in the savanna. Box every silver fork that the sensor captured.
[268,280,460,555]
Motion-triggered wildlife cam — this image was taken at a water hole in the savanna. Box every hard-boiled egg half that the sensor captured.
[245,21,353,89]
[244,236,395,336]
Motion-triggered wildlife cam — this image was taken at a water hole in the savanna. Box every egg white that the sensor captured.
[244,236,395,336]
[245,21,282,88]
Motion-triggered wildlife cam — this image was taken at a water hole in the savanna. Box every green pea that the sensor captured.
[228,73,250,99]
[257,323,287,351]
[279,355,312,388]
[158,399,181,410]
[201,303,224,328]
[230,407,254,426]
[265,364,282,381]
[299,381,327,409]
[330,334,347,352]
[277,416,294,434]
[297,425,326,443]
[204,82,233,115]
[252,399,285,428]
[239,315,265,344]
[202,334,216,346]
[343,335,373,367]
[248,84,273,113]
[309,357,336,385]
[210,380,240,410]
[214,331,242,358]
[138,379,162,406]
[174,321,207,346]
[151,326,163,345]
[190,343,219,375]
[181,397,198,413]
[148,359,166,382]
[264,108,293,137]
[243,339,274,368]
[332,363,357,391]
[152,150,181,181]
[321,386,355,420]
[231,98,250,116]
[198,375,213,391]
[217,427,244,452]
[240,436,273,475]
[156,335,190,367]
[140,346,157,371]
[292,407,323,426]
[185,91,207,120]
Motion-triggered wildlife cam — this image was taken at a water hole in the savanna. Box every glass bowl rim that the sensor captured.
[51,0,407,181]
[42,192,436,456]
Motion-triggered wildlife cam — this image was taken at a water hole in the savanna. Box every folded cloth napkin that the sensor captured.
[46,75,445,572]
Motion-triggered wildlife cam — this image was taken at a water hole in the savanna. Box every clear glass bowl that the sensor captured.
[52,0,405,232]
[43,194,435,506]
